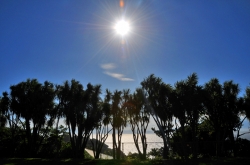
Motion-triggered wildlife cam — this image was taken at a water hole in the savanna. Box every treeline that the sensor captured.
[0,73,250,159]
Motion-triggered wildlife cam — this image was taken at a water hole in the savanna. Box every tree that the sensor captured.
[236,85,250,141]
[222,80,242,156]
[141,74,173,159]
[244,85,250,119]
[0,93,12,157]
[127,88,150,160]
[110,89,128,159]
[203,78,224,156]
[58,80,102,158]
[0,92,9,127]
[38,125,67,158]
[90,89,112,159]
[10,79,55,157]
[52,85,66,132]
[203,79,243,156]
[0,91,28,157]
[172,73,203,158]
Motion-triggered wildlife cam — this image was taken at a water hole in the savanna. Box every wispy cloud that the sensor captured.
[104,71,134,81]
[100,63,134,81]
[100,63,116,70]
[120,77,134,81]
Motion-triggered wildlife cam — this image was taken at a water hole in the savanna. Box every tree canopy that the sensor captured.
[0,74,250,159]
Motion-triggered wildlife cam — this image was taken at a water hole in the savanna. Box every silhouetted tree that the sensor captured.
[237,85,250,143]
[0,92,9,127]
[222,80,242,156]
[244,85,250,120]
[127,88,150,160]
[141,74,173,159]
[1,74,250,159]
[172,73,203,158]
[111,89,128,159]
[10,79,55,157]
[0,91,27,157]
[90,89,112,159]
[57,80,102,158]
[38,125,67,158]
[203,79,244,156]
[203,78,225,156]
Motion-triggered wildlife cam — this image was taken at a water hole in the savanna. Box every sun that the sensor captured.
[114,20,131,36]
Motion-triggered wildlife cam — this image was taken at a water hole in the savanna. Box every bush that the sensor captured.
[147,148,163,159]
[59,142,73,158]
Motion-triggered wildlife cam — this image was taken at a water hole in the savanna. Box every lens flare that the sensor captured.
[115,20,130,36]
[120,0,124,8]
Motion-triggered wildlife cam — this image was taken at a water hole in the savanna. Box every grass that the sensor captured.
[1,157,250,165]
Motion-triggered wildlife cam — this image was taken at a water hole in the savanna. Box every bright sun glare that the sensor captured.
[115,20,130,36]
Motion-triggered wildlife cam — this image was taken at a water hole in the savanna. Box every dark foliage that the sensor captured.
[0,74,250,159]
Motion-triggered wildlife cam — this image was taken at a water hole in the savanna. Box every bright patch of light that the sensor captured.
[115,20,130,36]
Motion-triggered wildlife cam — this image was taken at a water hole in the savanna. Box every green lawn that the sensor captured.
[1,158,250,165]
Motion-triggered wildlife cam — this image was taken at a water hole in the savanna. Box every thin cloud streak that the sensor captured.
[104,71,134,81]
[100,63,134,81]
[101,63,116,70]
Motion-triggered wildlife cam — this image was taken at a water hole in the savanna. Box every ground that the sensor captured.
[1,157,250,165]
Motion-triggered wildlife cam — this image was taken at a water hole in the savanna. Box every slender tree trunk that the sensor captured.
[142,142,147,160]
[117,135,121,159]
[229,129,235,157]
[180,122,187,159]
[25,119,32,157]
[112,126,116,159]
[216,127,226,157]
[192,123,198,159]
[56,116,60,131]
[77,132,83,158]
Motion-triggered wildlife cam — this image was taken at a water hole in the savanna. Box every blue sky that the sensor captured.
[1,0,250,136]
[1,0,250,93]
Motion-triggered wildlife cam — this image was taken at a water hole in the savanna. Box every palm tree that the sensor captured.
[244,85,250,120]
[0,91,27,157]
[90,90,112,159]
[203,78,225,156]
[222,80,241,156]
[110,89,127,159]
[203,79,242,156]
[175,73,203,158]
[141,74,173,159]
[58,80,102,158]
[171,80,188,158]
[10,79,55,157]
[233,85,250,142]
[0,92,9,127]
[127,88,150,160]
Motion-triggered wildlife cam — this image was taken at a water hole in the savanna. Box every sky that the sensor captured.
[1,0,250,137]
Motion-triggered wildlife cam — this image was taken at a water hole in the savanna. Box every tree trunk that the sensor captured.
[192,124,197,159]
[112,128,116,159]
[116,140,121,160]
[163,141,169,159]
[180,122,187,159]
[25,119,32,157]
[228,129,235,157]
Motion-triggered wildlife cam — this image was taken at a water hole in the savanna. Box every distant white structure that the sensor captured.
[85,149,113,159]
[62,135,113,159]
